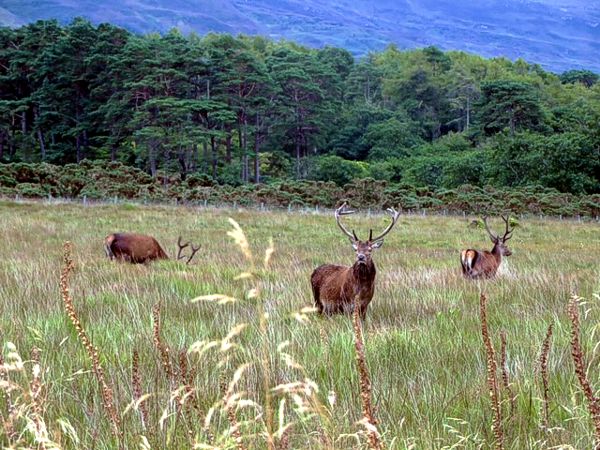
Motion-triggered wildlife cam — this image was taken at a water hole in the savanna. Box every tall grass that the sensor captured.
[0,201,599,448]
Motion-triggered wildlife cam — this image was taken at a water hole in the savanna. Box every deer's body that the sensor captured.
[461,246,503,279]
[311,260,376,318]
[310,203,399,320]
[104,233,200,265]
[461,216,513,279]
[104,233,168,264]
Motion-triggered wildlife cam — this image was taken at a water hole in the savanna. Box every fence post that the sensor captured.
[288,203,292,213]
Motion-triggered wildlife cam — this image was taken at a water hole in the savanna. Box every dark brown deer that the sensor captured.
[104,233,199,264]
[460,216,514,279]
[311,203,400,319]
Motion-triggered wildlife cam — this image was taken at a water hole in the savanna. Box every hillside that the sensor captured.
[0,0,599,72]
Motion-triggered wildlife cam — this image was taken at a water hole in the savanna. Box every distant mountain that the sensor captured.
[1,0,598,73]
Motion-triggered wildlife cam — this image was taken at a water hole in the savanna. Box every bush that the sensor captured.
[0,161,598,217]
[308,155,369,186]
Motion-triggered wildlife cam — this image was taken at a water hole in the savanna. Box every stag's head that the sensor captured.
[483,215,514,256]
[335,202,400,266]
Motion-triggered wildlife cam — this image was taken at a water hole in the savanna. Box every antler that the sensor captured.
[500,215,513,241]
[177,236,201,265]
[177,236,190,260]
[335,202,358,241]
[185,243,201,265]
[370,207,400,243]
[482,216,498,241]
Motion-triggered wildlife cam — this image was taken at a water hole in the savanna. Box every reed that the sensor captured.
[352,297,383,450]
[60,241,122,441]
[537,323,553,429]
[567,296,600,446]
[480,293,504,450]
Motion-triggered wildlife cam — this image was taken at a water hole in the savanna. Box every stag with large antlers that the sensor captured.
[460,216,514,279]
[311,202,400,320]
[104,233,199,265]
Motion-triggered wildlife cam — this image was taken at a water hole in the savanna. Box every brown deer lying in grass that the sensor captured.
[311,202,400,319]
[104,233,199,264]
[461,216,514,279]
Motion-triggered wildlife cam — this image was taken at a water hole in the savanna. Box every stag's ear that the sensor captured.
[351,240,358,250]
[371,240,384,249]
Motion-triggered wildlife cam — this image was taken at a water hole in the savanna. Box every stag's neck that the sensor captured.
[490,243,502,263]
[352,261,376,283]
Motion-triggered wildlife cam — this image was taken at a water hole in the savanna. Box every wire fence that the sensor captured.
[3,193,599,224]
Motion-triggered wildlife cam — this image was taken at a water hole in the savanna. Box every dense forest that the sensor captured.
[0,19,599,194]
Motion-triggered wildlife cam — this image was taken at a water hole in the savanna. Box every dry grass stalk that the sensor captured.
[0,343,16,440]
[499,330,515,414]
[152,303,175,385]
[567,296,600,445]
[480,294,504,450]
[352,298,383,450]
[60,241,121,440]
[537,323,553,429]
[131,349,149,430]
[276,424,291,450]
[179,349,198,412]
[218,371,247,450]
[29,346,46,446]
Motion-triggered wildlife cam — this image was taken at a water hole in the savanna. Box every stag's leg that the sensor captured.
[359,305,368,321]
[311,285,323,314]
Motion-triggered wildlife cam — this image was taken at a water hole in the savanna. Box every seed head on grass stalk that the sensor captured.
[152,302,176,386]
[352,297,383,450]
[60,241,122,442]
[499,330,515,415]
[191,218,332,449]
[567,295,600,445]
[480,293,504,450]
[131,349,149,430]
[537,323,553,430]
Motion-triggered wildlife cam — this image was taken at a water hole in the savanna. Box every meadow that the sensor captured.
[0,200,599,449]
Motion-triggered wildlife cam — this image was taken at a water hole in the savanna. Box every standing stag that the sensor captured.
[311,202,400,319]
[460,216,514,279]
[104,233,200,264]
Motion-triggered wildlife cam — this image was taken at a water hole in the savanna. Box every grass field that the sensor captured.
[0,200,599,449]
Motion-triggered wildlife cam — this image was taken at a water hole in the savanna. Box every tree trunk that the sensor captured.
[83,129,89,150]
[111,143,117,162]
[211,135,218,179]
[225,131,232,164]
[241,117,248,183]
[178,151,187,181]
[295,136,301,179]
[37,129,46,160]
[76,134,82,162]
[254,114,260,184]
[202,141,209,173]
[465,97,470,132]
[149,141,157,178]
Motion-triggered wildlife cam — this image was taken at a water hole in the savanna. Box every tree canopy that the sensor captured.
[1,19,599,194]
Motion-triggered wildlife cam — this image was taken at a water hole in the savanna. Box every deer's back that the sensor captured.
[106,233,168,263]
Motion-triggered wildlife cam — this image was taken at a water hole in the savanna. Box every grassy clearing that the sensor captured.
[0,201,599,449]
